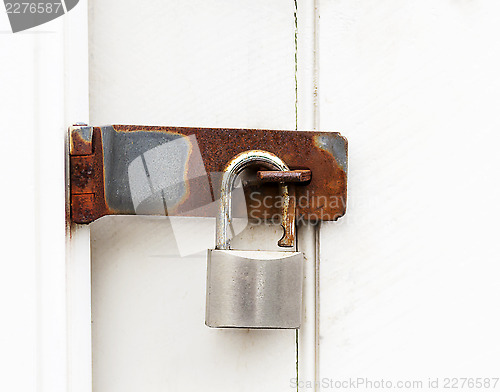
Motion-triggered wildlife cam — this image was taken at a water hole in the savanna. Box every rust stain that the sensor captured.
[277,184,295,248]
[71,194,95,223]
[70,129,93,156]
[257,169,311,183]
[70,127,110,223]
[71,157,94,191]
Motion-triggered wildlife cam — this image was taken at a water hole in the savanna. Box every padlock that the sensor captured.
[205,150,304,329]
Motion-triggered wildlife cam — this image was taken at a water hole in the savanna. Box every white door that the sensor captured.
[87,1,314,391]
[87,1,500,390]
[318,2,500,386]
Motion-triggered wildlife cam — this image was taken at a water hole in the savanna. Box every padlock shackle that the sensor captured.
[216,150,292,250]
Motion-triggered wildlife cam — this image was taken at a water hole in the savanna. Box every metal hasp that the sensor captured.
[206,150,304,329]
[216,150,296,249]
[69,125,348,224]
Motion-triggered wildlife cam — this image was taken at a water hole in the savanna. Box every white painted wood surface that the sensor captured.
[319,0,500,388]
[296,1,320,390]
[0,17,38,392]
[89,0,296,130]
[64,4,92,392]
[0,2,89,392]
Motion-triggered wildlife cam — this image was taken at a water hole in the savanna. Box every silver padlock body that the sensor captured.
[206,249,303,329]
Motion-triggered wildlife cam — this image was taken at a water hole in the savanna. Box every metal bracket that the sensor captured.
[69,125,347,224]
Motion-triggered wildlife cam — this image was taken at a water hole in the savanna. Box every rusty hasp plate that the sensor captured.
[69,125,347,224]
